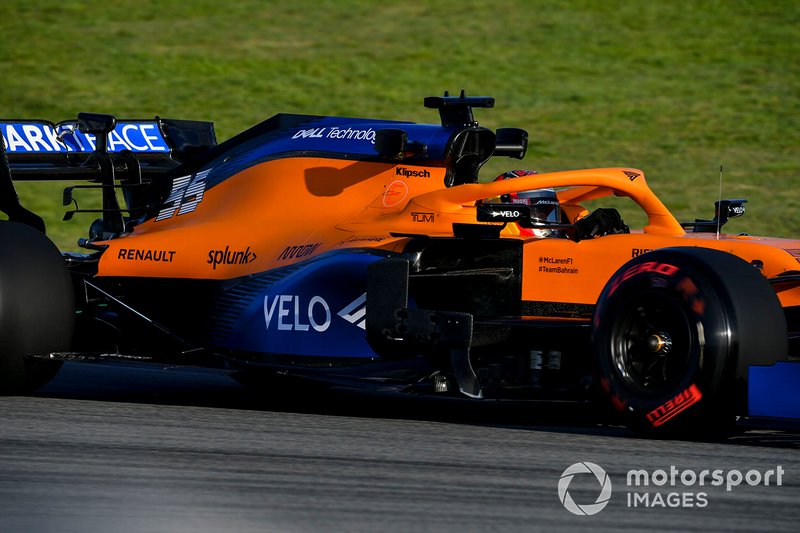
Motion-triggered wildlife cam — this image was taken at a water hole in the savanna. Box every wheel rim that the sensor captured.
[608,290,698,396]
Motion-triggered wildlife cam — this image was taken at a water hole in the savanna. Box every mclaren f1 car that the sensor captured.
[1,92,798,436]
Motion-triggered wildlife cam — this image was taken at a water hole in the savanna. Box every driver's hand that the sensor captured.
[574,208,629,239]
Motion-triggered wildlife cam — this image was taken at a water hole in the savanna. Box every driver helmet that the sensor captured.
[493,170,564,237]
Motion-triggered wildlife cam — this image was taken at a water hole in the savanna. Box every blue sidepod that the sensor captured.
[213,251,392,359]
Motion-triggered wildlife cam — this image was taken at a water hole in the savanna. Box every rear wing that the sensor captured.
[1,112,216,234]
[1,114,216,181]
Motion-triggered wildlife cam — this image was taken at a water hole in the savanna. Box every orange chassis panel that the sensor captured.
[98,160,800,309]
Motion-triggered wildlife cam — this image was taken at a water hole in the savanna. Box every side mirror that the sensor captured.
[681,198,747,233]
[717,199,746,221]
[493,128,528,159]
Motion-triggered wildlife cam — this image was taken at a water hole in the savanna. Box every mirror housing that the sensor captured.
[681,198,748,233]
[493,128,528,159]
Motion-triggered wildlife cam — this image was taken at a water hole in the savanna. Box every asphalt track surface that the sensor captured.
[1,362,798,533]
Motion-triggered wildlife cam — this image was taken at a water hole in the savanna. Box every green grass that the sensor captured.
[1,0,798,249]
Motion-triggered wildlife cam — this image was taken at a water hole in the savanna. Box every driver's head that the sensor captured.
[514,188,562,226]
[493,170,563,227]
[495,170,538,204]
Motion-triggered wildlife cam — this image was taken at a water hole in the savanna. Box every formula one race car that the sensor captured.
[1,92,798,436]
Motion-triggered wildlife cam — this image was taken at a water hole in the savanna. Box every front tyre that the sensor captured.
[592,248,786,438]
[0,221,74,394]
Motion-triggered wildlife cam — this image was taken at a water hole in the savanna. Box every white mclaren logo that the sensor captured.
[558,462,612,516]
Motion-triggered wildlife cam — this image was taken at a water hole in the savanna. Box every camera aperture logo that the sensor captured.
[558,462,785,515]
[558,462,612,516]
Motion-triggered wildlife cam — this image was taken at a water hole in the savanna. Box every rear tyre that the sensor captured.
[592,247,786,438]
[0,221,74,394]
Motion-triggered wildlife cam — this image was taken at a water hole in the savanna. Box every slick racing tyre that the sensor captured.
[0,221,74,394]
[592,247,786,438]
